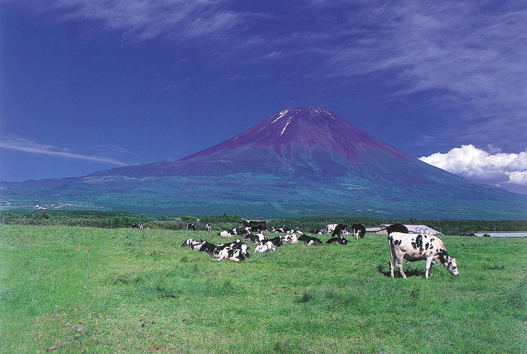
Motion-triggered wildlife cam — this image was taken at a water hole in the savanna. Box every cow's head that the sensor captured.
[445,257,459,276]
[438,249,459,276]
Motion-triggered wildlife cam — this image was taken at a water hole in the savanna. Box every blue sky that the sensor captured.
[1,0,526,194]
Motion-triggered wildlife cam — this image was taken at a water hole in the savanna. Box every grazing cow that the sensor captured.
[215,244,249,261]
[351,223,366,240]
[186,223,196,231]
[385,223,408,234]
[206,223,213,232]
[388,232,459,279]
[326,236,348,245]
[298,234,323,245]
[138,221,144,230]
[243,219,268,232]
[254,241,276,254]
[331,223,348,237]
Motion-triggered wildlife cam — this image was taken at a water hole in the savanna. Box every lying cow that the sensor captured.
[215,244,249,261]
[388,232,459,279]
[298,234,323,246]
[326,236,348,245]
[282,233,298,244]
[180,238,204,248]
[243,219,268,232]
[254,241,276,254]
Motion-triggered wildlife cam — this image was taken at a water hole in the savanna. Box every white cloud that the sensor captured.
[0,135,128,166]
[420,144,527,194]
[21,0,245,41]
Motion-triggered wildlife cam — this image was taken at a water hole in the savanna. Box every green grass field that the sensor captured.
[1,226,526,353]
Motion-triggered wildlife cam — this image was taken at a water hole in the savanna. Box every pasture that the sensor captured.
[1,225,525,353]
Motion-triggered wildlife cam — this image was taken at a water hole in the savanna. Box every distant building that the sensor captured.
[476,231,527,238]
[367,224,442,235]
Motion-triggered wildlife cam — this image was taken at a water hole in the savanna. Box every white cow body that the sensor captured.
[254,241,276,254]
[388,232,459,279]
[215,244,249,261]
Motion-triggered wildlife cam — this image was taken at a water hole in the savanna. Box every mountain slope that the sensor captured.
[2,106,526,219]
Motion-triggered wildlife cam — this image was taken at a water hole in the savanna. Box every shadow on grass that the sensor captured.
[377,263,427,278]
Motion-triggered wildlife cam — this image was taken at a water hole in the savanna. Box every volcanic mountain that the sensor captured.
[90,106,414,179]
[2,106,527,219]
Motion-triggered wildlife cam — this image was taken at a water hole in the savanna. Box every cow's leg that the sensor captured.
[396,258,407,279]
[388,241,395,278]
[425,258,437,279]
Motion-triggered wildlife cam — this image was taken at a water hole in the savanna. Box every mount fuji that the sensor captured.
[2,107,526,219]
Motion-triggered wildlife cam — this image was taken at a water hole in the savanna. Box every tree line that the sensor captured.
[2,210,526,235]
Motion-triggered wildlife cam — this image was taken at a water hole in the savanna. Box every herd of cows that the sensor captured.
[179,220,459,279]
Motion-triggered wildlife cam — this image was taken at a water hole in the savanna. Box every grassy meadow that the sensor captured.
[0,225,526,353]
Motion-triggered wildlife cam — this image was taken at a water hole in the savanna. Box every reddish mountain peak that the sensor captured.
[180,106,409,164]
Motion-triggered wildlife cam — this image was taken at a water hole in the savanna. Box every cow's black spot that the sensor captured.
[425,242,429,250]
[438,249,448,263]
[411,235,424,252]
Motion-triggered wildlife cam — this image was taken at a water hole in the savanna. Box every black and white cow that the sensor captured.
[331,223,348,237]
[215,244,249,261]
[385,223,408,234]
[206,223,213,232]
[298,234,323,246]
[243,233,262,244]
[351,223,366,240]
[243,219,268,232]
[212,239,244,255]
[282,233,298,244]
[180,238,204,248]
[218,228,237,237]
[267,236,283,247]
[186,223,196,231]
[254,241,276,254]
[388,232,459,279]
[196,241,217,255]
[326,224,337,234]
[326,236,348,245]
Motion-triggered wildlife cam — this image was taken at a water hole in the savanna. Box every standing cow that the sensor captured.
[388,232,459,279]
[351,223,366,240]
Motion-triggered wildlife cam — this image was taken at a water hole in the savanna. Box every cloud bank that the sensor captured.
[0,135,128,166]
[420,145,527,195]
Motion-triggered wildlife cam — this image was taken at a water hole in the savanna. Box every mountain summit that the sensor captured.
[93,106,411,178]
[182,106,408,165]
[3,106,527,219]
